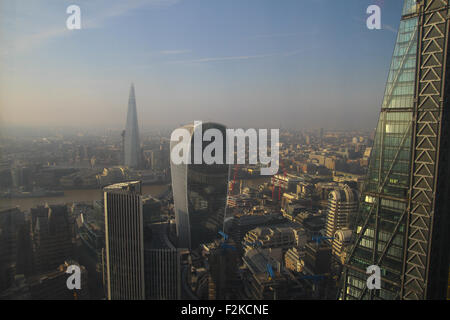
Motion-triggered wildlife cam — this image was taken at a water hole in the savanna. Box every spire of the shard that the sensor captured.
[124,83,140,168]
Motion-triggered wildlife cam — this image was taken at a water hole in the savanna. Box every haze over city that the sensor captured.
[1,0,403,131]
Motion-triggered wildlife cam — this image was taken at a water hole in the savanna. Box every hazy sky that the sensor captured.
[0,0,404,131]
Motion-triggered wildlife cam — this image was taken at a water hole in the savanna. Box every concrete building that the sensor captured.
[285,247,305,273]
[241,249,290,300]
[325,185,358,248]
[243,226,297,252]
[332,228,352,264]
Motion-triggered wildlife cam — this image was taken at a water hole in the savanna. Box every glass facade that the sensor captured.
[124,84,141,169]
[342,0,419,300]
[171,122,230,249]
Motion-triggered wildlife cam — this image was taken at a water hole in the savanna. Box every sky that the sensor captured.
[0,0,405,132]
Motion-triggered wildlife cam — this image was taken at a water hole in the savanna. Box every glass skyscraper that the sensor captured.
[170,122,230,249]
[341,0,450,300]
[124,84,141,169]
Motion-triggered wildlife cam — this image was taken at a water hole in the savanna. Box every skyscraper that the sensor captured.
[341,0,450,300]
[104,181,145,300]
[30,205,73,275]
[124,84,141,169]
[0,208,24,292]
[143,222,183,300]
[170,122,230,249]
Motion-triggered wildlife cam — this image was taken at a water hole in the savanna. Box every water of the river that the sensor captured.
[0,178,269,212]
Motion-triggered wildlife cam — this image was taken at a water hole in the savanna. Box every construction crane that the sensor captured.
[311,235,335,245]
[218,231,236,251]
[297,274,325,283]
[266,263,275,281]
[242,240,262,248]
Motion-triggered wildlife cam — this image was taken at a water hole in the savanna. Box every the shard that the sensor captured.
[124,83,141,169]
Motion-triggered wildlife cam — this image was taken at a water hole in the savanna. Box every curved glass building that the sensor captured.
[170,122,230,249]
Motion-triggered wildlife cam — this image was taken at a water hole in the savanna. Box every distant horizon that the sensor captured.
[1,0,401,131]
[0,122,377,136]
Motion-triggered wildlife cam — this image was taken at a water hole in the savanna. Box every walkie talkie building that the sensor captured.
[170,122,230,250]
[341,0,450,300]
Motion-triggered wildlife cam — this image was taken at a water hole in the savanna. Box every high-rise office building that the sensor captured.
[341,0,450,300]
[30,205,73,274]
[170,122,230,249]
[104,181,145,300]
[0,208,24,292]
[143,222,182,300]
[124,84,141,169]
[325,186,358,243]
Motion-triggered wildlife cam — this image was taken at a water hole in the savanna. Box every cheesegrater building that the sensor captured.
[341,0,450,300]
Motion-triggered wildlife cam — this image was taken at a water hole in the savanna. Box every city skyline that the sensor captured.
[1,0,449,303]
[1,0,404,131]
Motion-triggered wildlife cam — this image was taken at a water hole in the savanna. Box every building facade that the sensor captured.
[325,186,358,250]
[144,222,182,300]
[170,122,230,249]
[341,0,450,300]
[104,181,145,300]
[124,84,141,169]
[31,205,73,275]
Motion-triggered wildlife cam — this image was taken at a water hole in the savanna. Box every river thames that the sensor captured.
[0,178,269,212]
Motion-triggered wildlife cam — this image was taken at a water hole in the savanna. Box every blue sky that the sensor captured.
[0,0,404,131]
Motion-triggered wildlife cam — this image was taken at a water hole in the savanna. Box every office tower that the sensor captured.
[170,122,230,249]
[341,0,450,300]
[143,221,182,300]
[206,240,240,300]
[0,208,24,292]
[104,181,145,300]
[124,84,141,169]
[325,186,358,242]
[30,205,73,274]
